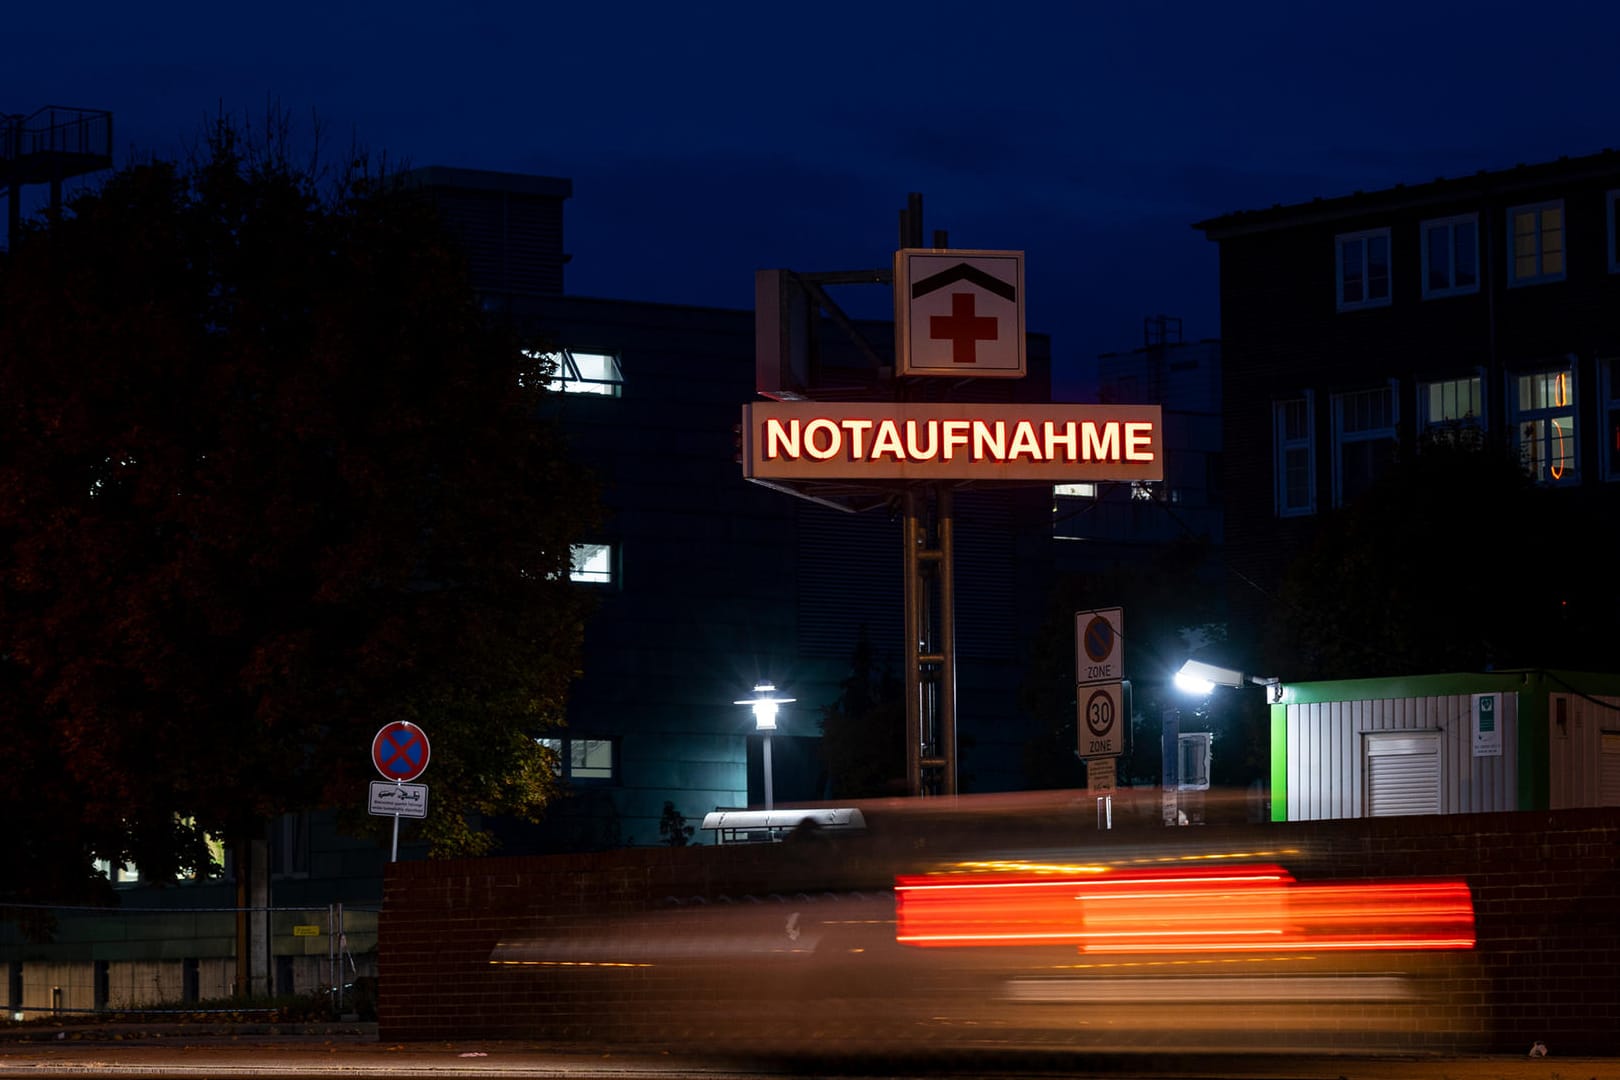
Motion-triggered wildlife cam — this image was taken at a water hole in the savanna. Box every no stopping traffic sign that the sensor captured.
[372,721,431,782]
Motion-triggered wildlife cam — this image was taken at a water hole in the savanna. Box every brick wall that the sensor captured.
[378,806,1620,1053]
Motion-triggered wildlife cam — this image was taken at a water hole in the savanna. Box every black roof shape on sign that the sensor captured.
[912,262,1017,302]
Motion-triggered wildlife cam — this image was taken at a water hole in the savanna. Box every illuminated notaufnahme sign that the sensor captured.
[740,402,1163,483]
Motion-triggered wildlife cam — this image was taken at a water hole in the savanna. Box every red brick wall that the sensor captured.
[378,807,1620,1052]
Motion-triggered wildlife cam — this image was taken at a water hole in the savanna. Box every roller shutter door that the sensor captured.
[1365,732,1440,817]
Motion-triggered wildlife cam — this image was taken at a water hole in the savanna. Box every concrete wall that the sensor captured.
[378,804,1620,1053]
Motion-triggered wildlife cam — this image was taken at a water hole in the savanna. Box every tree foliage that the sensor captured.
[0,120,597,900]
[1267,437,1615,680]
[819,628,906,799]
[1019,538,1236,790]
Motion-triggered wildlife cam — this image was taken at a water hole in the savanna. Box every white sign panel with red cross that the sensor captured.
[895,248,1026,378]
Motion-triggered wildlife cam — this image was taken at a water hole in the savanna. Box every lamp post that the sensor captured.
[1172,659,1283,825]
[735,682,794,811]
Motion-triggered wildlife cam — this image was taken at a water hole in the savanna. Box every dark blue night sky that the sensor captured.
[8,1,1620,396]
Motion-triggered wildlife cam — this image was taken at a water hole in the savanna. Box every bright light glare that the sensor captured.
[752,699,778,730]
[735,681,792,731]
[1174,670,1216,695]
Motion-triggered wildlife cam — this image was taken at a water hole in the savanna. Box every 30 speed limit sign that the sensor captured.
[1080,683,1122,758]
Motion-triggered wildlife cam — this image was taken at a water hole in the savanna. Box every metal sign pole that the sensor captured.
[390,780,402,862]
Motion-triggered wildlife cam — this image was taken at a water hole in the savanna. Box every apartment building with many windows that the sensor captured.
[1196,149,1620,649]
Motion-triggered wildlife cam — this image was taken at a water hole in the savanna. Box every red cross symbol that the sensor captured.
[930,291,999,364]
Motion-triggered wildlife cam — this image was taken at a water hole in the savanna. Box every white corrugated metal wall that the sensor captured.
[1285,693,1518,820]
[1547,692,1620,808]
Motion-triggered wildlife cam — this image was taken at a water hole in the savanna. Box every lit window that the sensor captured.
[570,739,615,780]
[1421,214,1479,298]
[525,349,624,396]
[1512,364,1578,485]
[569,543,615,585]
[1335,228,1392,311]
[94,859,140,885]
[534,736,617,782]
[1332,384,1398,506]
[1418,375,1484,444]
[536,737,563,774]
[1508,201,1565,286]
[1053,482,1097,499]
[1608,190,1620,274]
[1273,394,1316,517]
[1600,358,1620,482]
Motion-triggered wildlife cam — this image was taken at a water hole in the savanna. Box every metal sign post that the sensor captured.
[1075,607,1124,827]
[370,724,430,862]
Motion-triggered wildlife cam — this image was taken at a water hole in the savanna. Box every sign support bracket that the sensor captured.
[904,484,957,796]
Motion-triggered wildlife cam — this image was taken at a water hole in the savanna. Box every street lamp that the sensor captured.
[1174,658,1282,702]
[735,682,794,811]
[1166,659,1283,827]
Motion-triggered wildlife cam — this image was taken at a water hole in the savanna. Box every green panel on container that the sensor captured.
[1270,702,1287,822]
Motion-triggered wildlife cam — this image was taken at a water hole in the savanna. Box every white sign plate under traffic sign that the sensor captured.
[369,780,428,819]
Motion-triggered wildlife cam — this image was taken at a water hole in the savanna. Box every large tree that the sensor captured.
[0,121,597,903]
[1267,437,1615,680]
[1020,537,1235,793]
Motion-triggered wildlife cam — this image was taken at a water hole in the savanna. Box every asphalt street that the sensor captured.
[0,1025,1615,1080]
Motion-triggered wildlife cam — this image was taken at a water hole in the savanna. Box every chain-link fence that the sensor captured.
[1,903,376,1019]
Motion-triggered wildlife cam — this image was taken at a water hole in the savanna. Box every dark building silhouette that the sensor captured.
[409,167,1061,848]
[1196,150,1620,654]
[1062,318,1222,564]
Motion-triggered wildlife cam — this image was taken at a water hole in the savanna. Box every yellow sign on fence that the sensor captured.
[292,925,321,937]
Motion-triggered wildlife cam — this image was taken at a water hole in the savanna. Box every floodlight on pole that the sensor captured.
[1174,659,1283,702]
[735,682,794,810]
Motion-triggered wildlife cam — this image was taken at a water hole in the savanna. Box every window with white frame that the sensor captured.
[525,349,624,396]
[535,736,618,782]
[1418,374,1484,444]
[1421,214,1479,298]
[569,543,616,585]
[1332,383,1398,507]
[1512,363,1578,485]
[1508,201,1565,286]
[1336,228,1392,310]
[1608,190,1620,274]
[1600,357,1620,482]
[1273,394,1315,517]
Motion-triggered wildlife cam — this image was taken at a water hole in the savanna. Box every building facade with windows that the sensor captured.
[413,168,1061,852]
[1057,321,1222,559]
[1196,150,1620,645]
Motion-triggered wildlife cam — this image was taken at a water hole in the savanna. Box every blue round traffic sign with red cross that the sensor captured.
[1083,615,1115,664]
[372,721,431,782]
